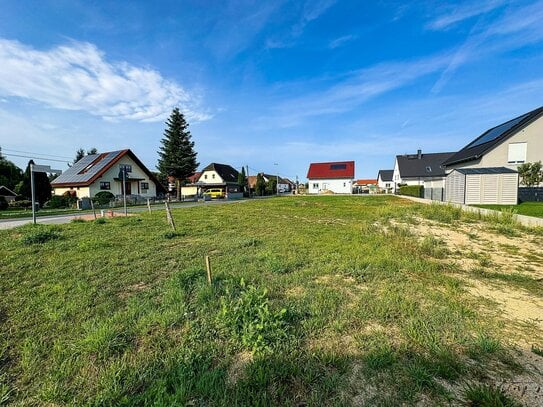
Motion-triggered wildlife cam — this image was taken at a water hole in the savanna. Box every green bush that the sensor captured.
[219,279,288,354]
[20,226,61,245]
[8,200,32,209]
[46,195,77,209]
[93,191,115,206]
[0,196,7,211]
[399,185,424,198]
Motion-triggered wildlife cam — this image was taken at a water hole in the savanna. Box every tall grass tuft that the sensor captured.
[462,382,521,406]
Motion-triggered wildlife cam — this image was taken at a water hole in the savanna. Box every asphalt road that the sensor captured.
[0,199,247,230]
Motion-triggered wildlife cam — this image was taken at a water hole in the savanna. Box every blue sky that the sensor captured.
[0,0,542,181]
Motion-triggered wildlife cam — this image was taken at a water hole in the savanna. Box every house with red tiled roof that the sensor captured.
[306,161,355,194]
[353,179,377,194]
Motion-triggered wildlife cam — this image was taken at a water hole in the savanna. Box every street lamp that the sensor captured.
[274,163,279,196]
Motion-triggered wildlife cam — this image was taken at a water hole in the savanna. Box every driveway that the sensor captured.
[0,199,247,230]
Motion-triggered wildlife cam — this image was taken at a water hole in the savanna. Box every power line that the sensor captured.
[1,148,73,160]
[2,152,69,163]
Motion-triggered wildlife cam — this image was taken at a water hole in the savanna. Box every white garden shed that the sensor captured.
[445,167,518,205]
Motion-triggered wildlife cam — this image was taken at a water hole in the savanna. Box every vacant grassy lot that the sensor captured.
[1,196,542,406]
[474,201,543,218]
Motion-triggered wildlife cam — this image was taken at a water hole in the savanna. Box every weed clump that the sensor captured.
[462,382,520,406]
[95,218,107,225]
[220,279,288,354]
[20,226,60,245]
[162,231,185,239]
[421,203,462,223]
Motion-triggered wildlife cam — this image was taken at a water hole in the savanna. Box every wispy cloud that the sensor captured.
[0,39,210,122]
[426,0,507,30]
[432,1,543,93]
[328,34,357,49]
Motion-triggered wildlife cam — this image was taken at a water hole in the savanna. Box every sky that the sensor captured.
[0,0,542,181]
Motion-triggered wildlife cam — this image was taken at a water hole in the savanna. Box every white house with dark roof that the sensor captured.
[377,170,393,193]
[51,149,164,198]
[443,106,543,186]
[393,150,455,197]
[196,163,242,197]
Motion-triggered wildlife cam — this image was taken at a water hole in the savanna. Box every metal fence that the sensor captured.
[424,187,444,201]
[518,187,543,202]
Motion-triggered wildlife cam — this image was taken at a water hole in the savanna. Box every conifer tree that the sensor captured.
[157,108,198,196]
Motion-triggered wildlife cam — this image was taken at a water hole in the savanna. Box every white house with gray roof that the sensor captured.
[51,149,164,198]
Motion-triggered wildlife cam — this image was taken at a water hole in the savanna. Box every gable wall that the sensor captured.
[198,170,224,184]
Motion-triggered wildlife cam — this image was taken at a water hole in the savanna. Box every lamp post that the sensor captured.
[274,163,279,196]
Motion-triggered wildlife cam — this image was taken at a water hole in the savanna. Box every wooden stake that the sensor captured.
[147,198,151,214]
[165,201,176,231]
[90,199,97,220]
[205,256,212,285]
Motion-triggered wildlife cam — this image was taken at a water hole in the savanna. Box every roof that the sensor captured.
[396,152,455,178]
[354,179,377,185]
[452,167,518,175]
[201,163,239,184]
[262,173,288,184]
[443,106,543,166]
[0,185,17,196]
[187,172,201,184]
[378,169,393,182]
[50,149,163,190]
[307,161,355,179]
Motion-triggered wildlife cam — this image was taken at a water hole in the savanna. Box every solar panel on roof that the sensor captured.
[467,113,530,149]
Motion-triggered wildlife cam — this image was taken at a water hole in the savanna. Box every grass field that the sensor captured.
[474,201,543,218]
[1,196,542,406]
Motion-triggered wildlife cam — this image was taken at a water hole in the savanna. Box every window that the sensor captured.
[205,174,208,179]
[212,174,215,179]
[119,164,132,172]
[385,183,391,188]
[141,182,149,190]
[330,164,347,170]
[508,142,527,163]
[343,182,346,187]
[100,181,110,190]
[425,166,432,173]
[312,183,319,189]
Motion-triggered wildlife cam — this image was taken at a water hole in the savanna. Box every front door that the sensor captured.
[123,181,131,195]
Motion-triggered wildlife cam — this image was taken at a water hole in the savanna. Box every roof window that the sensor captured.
[330,164,347,170]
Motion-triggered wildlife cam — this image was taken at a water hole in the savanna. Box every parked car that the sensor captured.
[203,188,225,199]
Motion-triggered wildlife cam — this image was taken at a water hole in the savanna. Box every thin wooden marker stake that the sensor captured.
[205,256,212,285]
[147,199,152,214]
[165,201,176,231]
[90,199,97,220]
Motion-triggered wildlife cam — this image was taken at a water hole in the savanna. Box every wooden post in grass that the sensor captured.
[165,201,176,231]
[147,199,151,214]
[90,199,97,220]
[205,256,212,285]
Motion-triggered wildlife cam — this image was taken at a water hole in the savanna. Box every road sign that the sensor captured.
[31,164,62,174]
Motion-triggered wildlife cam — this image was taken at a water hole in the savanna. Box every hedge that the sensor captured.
[399,185,424,198]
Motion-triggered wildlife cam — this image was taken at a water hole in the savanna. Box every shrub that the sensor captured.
[8,200,32,209]
[220,279,288,354]
[95,218,107,225]
[46,195,77,209]
[399,185,424,198]
[0,196,7,211]
[93,191,115,206]
[20,226,60,245]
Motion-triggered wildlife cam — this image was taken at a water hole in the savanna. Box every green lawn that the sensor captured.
[474,201,543,218]
[0,196,540,406]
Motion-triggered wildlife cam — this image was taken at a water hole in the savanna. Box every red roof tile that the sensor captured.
[307,161,355,179]
[354,179,377,185]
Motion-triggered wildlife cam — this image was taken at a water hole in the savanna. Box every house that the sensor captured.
[445,167,518,205]
[307,161,355,194]
[180,171,202,197]
[0,185,17,202]
[442,106,543,181]
[196,163,242,198]
[353,179,377,194]
[377,170,393,193]
[50,149,164,198]
[393,150,455,200]
[248,173,291,193]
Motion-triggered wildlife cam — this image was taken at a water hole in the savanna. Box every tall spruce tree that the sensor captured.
[157,108,198,196]
[255,173,266,196]
[237,167,247,192]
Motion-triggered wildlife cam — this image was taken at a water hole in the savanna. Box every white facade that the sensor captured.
[308,178,353,194]
[377,175,393,193]
[53,155,158,198]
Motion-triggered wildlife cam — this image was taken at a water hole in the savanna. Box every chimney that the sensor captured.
[417,149,422,159]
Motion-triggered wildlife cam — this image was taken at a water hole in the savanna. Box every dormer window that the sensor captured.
[425,166,432,172]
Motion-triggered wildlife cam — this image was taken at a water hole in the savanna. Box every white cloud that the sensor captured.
[328,34,357,49]
[0,39,210,122]
[426,0,507,30]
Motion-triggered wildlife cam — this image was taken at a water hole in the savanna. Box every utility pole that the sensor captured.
[30,163,36,225]
[246,165,250,198]
[274,163,279,196]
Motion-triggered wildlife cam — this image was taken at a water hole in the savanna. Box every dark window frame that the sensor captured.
[141,182,149,190]
[100,181,111,190]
